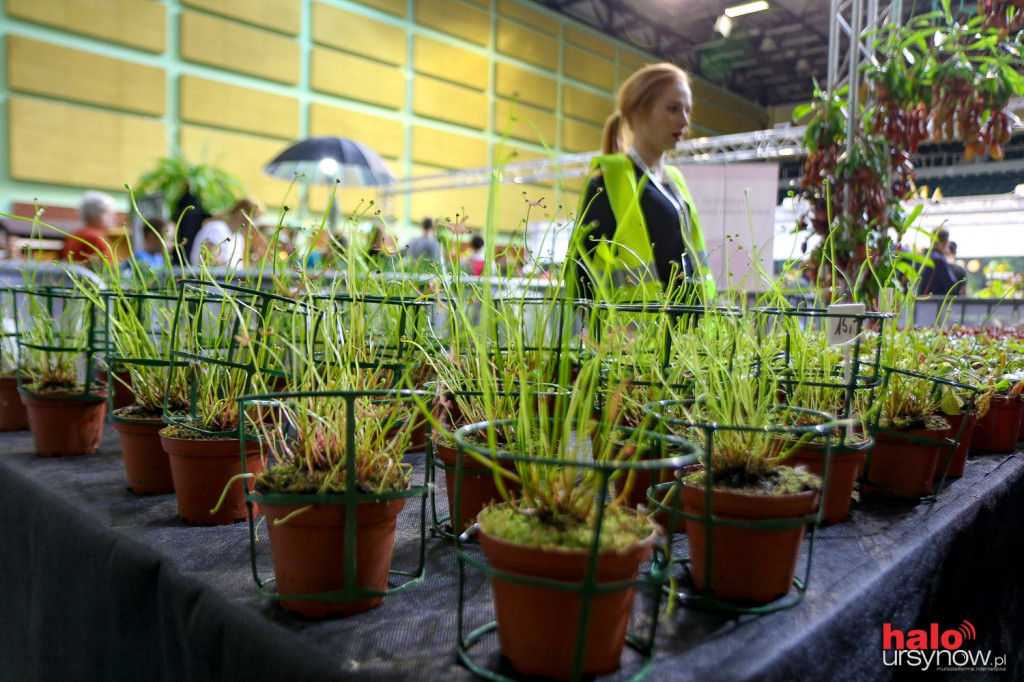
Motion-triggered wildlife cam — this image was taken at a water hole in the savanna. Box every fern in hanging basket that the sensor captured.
[136,150,246,215]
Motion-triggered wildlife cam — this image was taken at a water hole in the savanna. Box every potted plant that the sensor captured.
[861,365,952,498]
[956,328,1024,452]
[158,278,293,524]
[449,285,697,679]
[240,373,428,618]
[135,150,245,219]
[769,307,886,523]
[0,286,29,431]
[102,289,191,494]
[15,286,108,457]
[644,309,829,607]
[453,365,695,680]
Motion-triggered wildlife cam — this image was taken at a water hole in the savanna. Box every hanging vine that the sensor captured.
[794,1,1023,302]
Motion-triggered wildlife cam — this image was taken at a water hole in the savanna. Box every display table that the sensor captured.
[0,424,1021,681]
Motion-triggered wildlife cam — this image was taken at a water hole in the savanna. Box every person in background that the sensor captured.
[366,224,399,270]
[404,217,442,265]
[917,228,958,297]
[60,190,118,265]
[190,197,263,269]
[462,234,486,276]
[569,62,712,302]
[134,217,173,269]
[948,241,968,296]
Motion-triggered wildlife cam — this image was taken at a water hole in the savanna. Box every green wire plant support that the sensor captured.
[453,417,699,682]
[238,388,429,615]
[643,401,839,615]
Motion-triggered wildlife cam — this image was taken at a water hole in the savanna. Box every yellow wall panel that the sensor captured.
[306,185,395,222]
[494,62,556,111]
[9,97,165,191]
[180,75,298,140]
[8,36,165,116]
[180,125,295,209]
[497,0,558,36]
[565,26,616,59]
[415,0,490,48]
[411,125,487,170]
[311,48,405,110]
[494,98,557,147]
[496,181,556,232]
[352,0,406,17]
[564,46,615,92]
[180,11,299,84]
[619,50,647,70]
[413,36,488,91]
[7,0,166,53]
[413,76,488,130]
[496,19,558,70]
[410,185,489,232]
[562,85,614,127]
[312,3,407,67]
[691,80,767,132]
[309,104,404,160]
[561,118,602,153]
[183,0,301,35]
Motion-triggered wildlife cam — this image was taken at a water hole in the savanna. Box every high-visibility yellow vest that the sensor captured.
[574,153,715,302]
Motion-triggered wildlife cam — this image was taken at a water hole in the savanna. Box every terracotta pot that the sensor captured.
[260,496,406,618]
[0,377,29,431]
[96,369,136,411]
[435,440,510,532]
[937,411,977,479]
[971,394,1024,453]
[862,424,950,498]
[680,481,818,603]
[160,432,263,525]
[479,518,656,679]
[111,415,173,494]
[785,437,872,524]
[19,389,108,457]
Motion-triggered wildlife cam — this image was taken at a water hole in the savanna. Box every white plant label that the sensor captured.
[826,303,866,346]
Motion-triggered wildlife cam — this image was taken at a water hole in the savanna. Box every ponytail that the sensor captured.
[602,111,624,155]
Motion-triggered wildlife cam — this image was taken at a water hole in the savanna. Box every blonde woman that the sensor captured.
[571,63,713,301]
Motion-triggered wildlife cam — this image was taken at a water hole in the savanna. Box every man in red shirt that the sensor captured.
[59,191,118,264]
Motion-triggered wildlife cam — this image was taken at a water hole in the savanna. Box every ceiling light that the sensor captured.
[724,1,770,18]
[714,14,734,38]
[795,57,811,74]
[759,36,776,52]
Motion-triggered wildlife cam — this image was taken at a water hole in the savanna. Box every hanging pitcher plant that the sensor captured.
[794,0,1023,302]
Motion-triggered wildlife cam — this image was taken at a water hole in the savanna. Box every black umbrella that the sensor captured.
[264,136,395,187]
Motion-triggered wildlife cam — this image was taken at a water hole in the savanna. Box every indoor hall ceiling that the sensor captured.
[531,0,930,107]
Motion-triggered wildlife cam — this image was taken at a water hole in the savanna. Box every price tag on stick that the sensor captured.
[826,303,866,346]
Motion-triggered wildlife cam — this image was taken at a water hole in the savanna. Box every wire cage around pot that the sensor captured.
[238,387,430,618]
[452,417,699,682]
[162,278,317,435]
[0,286,30,431]
[753,305,895,414]
[586,302,740,371]
[861,365,981,502]
[309,290,433,366]
[754,306,894,524]
[13,286,109,456]
[642,400,839,615]
[424,380,571,539]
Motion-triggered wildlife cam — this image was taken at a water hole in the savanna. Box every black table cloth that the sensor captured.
[0,424,1021,681]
